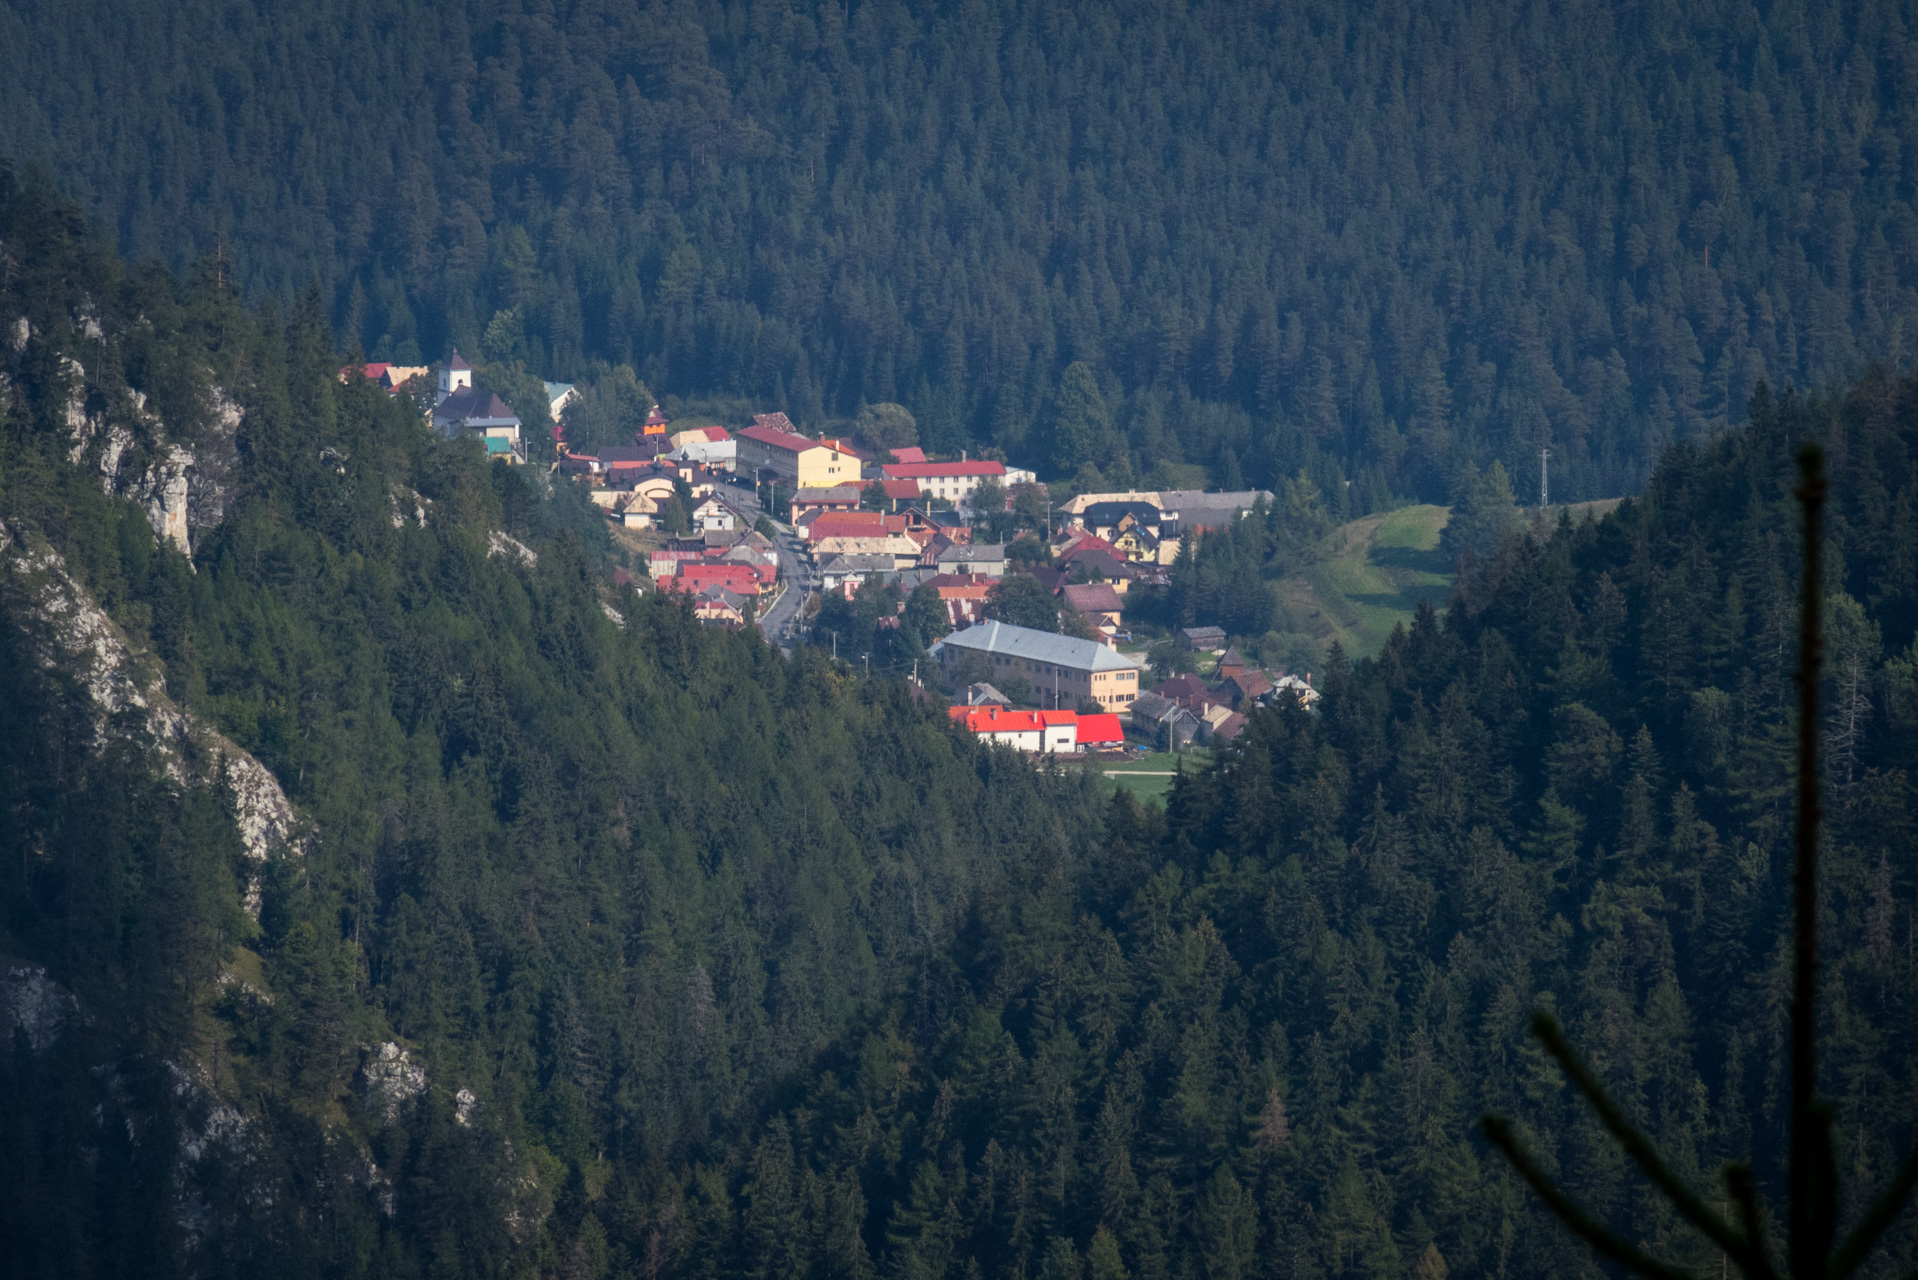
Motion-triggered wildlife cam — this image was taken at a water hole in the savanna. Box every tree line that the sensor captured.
[5,0,1918,508]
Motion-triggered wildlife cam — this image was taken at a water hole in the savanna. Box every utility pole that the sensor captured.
[1539,446,1551,510]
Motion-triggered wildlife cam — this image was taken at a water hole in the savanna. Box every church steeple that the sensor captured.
[438,349,473,402]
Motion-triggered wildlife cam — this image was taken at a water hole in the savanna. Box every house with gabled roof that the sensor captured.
[817,553,900,594]
[661,563,768,596]
[737,414,861,488]
[1060,582,1124,630]
[1271,673,1321,709]
[1198,707,1247,744]
[926,572,994,627]
[1178,625,1227,652]
[935,543,1006,577]
[947,704,1046,752]
[1076,713,1125,750]
[693,494,743,532]
[945,705,1084,754]
[688,584,751,626]
[1129,692,1201,749]
[812,534,922,567]
[792,485,865,519]
[1153,674,1214,708]
[1219,669,1275,708]
[880,458,1009,509]
[873,477,922,508]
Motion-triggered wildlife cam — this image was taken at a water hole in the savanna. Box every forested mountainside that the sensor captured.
[6,0,1918,505]
[0,168,1107,1276]
[4,169,1918,1280]
[609,380,1918,1280]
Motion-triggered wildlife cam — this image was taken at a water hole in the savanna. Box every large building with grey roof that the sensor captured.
[929,621,1143,710]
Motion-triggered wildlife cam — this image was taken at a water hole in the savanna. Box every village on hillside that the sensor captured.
[344,354,1330,759]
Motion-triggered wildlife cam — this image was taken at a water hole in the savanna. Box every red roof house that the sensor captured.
[800,510,891,542]
[660,563,768,595]
[946,705,1116,753]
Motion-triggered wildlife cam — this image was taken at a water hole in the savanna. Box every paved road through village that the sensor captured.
[720,477,811,651]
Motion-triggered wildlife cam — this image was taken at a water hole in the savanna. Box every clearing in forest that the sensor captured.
[1270,504,1456,660]
[1270,500,1624,660]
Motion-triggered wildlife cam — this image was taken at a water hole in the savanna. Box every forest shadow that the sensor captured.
[1368,544,1454,574]
[1349,583,1452,610]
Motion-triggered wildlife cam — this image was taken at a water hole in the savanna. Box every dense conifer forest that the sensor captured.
[0,168,1108,1275]
[3,163,1917,1279]
[5,0,1918,504]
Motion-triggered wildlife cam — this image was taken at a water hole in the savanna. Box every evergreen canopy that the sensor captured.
[4,0,1917,503]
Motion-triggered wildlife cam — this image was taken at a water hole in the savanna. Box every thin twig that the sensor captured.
[1830,1143,1918,1280]
[1790,445,1829,1280]
[1725,1164,1778,1280]
[1531,1012,1761,1271]
[1482,1116,1700,1280]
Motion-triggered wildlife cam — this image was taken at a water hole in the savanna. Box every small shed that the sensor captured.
[1178,625,1227,652]
[964,682,1011,706]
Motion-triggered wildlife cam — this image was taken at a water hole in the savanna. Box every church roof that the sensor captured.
[433,385,519,424]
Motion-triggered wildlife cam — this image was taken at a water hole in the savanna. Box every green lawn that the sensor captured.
[1271,504,1455,659]
[1097,749,1209,804]
[1262,500,1628,663]
[1108,771,1176,803]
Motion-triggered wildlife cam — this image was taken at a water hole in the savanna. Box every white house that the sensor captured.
[694,494,742,532]
[879,458,1010,508]
[817,553,898,593]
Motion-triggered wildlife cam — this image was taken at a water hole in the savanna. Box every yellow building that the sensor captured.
[736,413,861,489]
[930,621,1143,710]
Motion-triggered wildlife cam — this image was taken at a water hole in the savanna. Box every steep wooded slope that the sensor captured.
[0,167,1108,1277]
[599,376,1918,1280]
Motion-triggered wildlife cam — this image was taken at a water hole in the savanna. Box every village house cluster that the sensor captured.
[346,353,1313,747]
[341,349,588,467]
[1124,629,1320,748]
